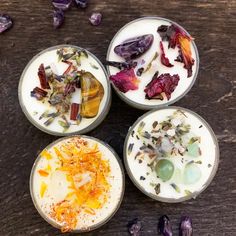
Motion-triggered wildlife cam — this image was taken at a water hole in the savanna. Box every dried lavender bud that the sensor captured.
[127,218,142,236]
[52,0,72,10]
[53,9,64,29]
[89,12,102,26]
[158,215,173,236]
[106,60,137,70]
[74,0,88,8]
[114,34,154,60]
[136,67,144,76]
[0,14,13,33]
[179,216,193,236]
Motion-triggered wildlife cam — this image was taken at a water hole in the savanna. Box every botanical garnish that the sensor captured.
[52,0,72,11]
[158,215,173,236]
[0,14,13,34]
[160,42,173,67]
[114,34,154,60]
[41,138,111,232]
[53,9,64,29]
[38,64,50,89]
[70,103,80,120]
[106,60,137,70]
[110,68,139,93]
[127,218,142,236]
[154,183,161,194]
[179,216,193,236]
[30,47,104,131]
[89,12,102,26]
[128,143,134,155]
[144,73,179,100]
[31,87,48,100]
[136,67,144,76]
[170,183,180,193]
[157,24,194,77]
[143,52,158,72]
[74,0,88,8]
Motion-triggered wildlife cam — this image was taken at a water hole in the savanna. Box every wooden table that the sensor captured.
[1,1,236,235]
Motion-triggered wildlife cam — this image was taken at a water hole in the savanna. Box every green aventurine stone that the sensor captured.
[155,159,174,182]
[183,163,202,185]
[187,142,200,157]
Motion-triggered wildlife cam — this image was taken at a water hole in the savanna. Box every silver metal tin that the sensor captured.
[123,106,219,203]
[106,17,200,110]
[30,135,125,233]
[18,45,111,136]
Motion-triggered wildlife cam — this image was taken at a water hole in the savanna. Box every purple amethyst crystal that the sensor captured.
[89,12,102,26]
[127,218,142,236]
[179,216,193,236]
[0,14,13,34]
[114,34,154,60]
[52,0,72,11]
[53,9,64,29]
[74,0,88,8]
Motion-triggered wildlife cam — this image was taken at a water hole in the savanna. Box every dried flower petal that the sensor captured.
[38,64,50,89]
[179,216,193,236]
[114,34,154,60]
[160,42,173,67]
[74,0,88,8]
[127,218,142,236]
[106,60,137,70]
[31,87,48,100]
[0,14,13,34]
[110,68,139,93]
[144,73,179,100]
[52,0,72,10]
[89,12,102,26]
[70,103,80,120]
[157,24,194,77]
[158,215,173,236]
[53,9,64,29]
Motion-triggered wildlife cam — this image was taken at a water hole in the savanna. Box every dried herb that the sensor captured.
[38,64,50,89]
[31,87,48,100]
[152,121,158,128]
[70,103,80,121]
[143,52,158,72]
[199,125,203,128]
[170,183,180,193]
[89,63,99,70]
[137,121,145,133]
[44,117,55,126]
[128,143,134,155]
[184,190,192,196]
[154,183,160,195]
[136,67,144,76]
[140,176,145,180]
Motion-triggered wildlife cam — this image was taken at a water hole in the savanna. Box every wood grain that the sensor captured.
[0,0,236,235]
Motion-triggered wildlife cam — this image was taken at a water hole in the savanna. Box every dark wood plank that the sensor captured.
[0,0,236,235]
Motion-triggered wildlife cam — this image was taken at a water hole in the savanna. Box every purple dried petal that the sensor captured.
[74,0,88,8]
[127,218,142,236]
[31,87,48,100]
[53,9,64,29]
[144,73,179,100]
[0,14,13,34]
[52,0,72,10]
[89,12,102,26]
[114,34,154,60]
[179,216,193,236]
